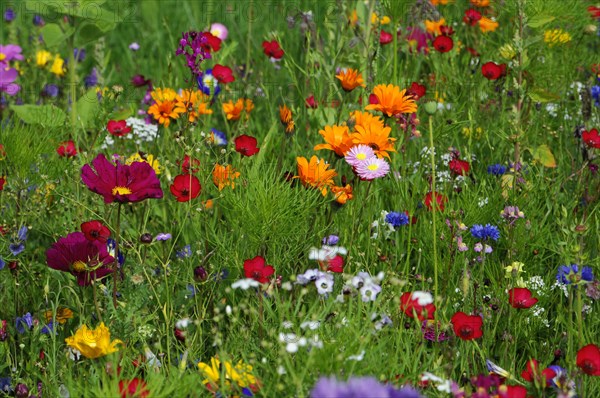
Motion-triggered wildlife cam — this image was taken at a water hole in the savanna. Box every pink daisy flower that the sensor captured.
[345,145,376,167]
[355,157,390,180]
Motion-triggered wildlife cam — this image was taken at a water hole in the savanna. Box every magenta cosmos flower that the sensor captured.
[355,157,390,180]
[81,154,163,203]
[46,232,114,286]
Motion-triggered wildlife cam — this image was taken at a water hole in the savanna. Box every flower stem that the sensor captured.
[112,203,122,309]
[428,116,439,301]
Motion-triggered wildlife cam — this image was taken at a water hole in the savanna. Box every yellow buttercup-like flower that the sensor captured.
[425,18,446,36]
[126,152,162,175]
[198,356,258,389]
[65,323,123,359]
[50,55,66,77]
[544,29,571,47]
[36,50,52,67]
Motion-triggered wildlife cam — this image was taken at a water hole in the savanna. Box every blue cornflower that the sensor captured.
[197,69,221,97]
[0,377,12,394]
[107,238,125,267]
[556,264,594,285]
[487,164,507,176]
[15,313,33,334]
[32,15,44,26]
[155,232,172,241]
[592,85,600,107]
[176,245,192,259]
[4,8,15,22]
[17,226,27,241]
[9,226,28,256]
[470,224,500,241]
[385,211,409,228]
[0,257,4,270]
[43,84,59,98]
[210,128,227,146]
[41,321,55,335]
[84,68,98,88]
[322,235,340,246]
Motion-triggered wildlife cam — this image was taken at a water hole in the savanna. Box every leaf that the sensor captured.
[76,22,114,46]
[40,23,73,47]
[528,88,560,103]
[533,144,557,168]
[10,104,66,127]
[76,89,100,126]
[527,15,555,28]
[108,108,133,121]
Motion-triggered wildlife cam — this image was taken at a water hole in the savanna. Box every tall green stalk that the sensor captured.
[428,116,439,300]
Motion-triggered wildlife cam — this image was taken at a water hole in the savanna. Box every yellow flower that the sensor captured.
[294,156,337,196]
[213,164,240,191]
[198,357,257,389]
[371,13,391,25]
[65,323,123,359]
[198,356,221,385]
[335,68,366,92]
[314,125,354,157]
[478,17,499,33]
[44,307,74,324]
[425,18,446,36]
[50,55,65,77]
[364,84,417,117]
[36,50,52,67]
[126,152,162,174]
[498,43,516,60]
[462,127,483,139]
[544,29,571,47]
[505,261,525,277]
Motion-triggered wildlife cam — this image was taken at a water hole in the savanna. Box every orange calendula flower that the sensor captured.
[331,184,353,204]
[350,110,386,132]
[351,118,396,159]
[212,164,240,191]
[431,0,452,4]
[65,323,122,359]
[44,307,74,324]
[223,99,254,121]
[148,88,184,127]
[335,68,366,92]
[425,18,446,36]
[365,84,418,117]
[175,90,213,123]
[294,156,337,196]
[279,104,295,134]
[314,125,354,157]
[470,0,490,6]
[478,17,499,33]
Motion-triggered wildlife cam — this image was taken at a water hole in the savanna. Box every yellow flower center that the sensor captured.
[112,186,132,195]
[72,260,87,272]
[0,53,6,61]
[367,164,379,171]
[356,153,367,160]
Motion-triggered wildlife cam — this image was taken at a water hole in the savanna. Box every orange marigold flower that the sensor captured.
[279,104,295,133]
[470,0,490,6]
[212,164,240,191]
[314,125,354,157]
[425,18,446,36]
[351,117,396,159]
[223,99,253,121]
[294,156,337,196]
[350,110,386,132]
[175,90,213,123]
[335,68,366,92]
[148,89,185,127]
[478,17,499,33]
[364,84,418,117]
[331,184,353,204]
[44,307,74,324]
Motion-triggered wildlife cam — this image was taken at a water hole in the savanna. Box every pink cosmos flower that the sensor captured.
[81,154,163,204]
[46,232,114,286]
[345,145,376,168]
[355,157,390,180]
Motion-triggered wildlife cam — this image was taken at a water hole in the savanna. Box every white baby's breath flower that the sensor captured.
[231,278,260,290]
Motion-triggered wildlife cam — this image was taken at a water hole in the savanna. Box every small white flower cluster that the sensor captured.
[478,197,489,208]
[101,117,159,149]
[527,276,546,295]
[278,320,323,353]
[296,269,334,296]
[336,272,384,303]
[371,312,393,331]
[371,210,395,240]
[308,245,347,262]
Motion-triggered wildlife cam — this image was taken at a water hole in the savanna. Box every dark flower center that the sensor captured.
[459,326,473,338]
[582,360,597,375]
[252,271,262,280]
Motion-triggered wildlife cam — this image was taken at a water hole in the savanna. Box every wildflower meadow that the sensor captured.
[1,0,600,396]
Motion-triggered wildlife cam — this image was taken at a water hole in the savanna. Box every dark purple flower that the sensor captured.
[73,48,86,62]
[32,15,44,26]
[41,321,55,335]
[322,235,340,246]
[175,31,221,77]
[131,74,150,87]
[81,153,163,204]
[84,68,98,88]
[4,8,15,22]
[42,84,59,98]
[15,313,33,334]
[0,320,8,341]
[46,231,114,286]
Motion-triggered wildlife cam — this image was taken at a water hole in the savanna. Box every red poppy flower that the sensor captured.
[424,191,447,211]
[448,158,470,176]
[81,153,163,204]
[119,378,149,398]
[46,232,114,286]
[80,220,110,243]
[380,30,393,45]
[499,385,527,398]
[234,134,260,157]
[57,140,77,158]
[212,64,235,83]
[243,255,275,283]
[170,174,201,202]
[106,120,132,137]
[577,344,600,376]
[508,287,538,309]
[400,292,436,321]
[179,155,200,174]
[450,311,483,340]
[440,26,455,36]
[433,35,453,53]
[588,6,600,19]
[305,95,318,109]
[0,177,5,192]
[200,32,222,52]
[463,9,482,26]
[262,40,284,59]
[582,128,600,149]
[481,62,506,80]
[325,255,344,273]
[407,82,426,101]
[521,359,556,385]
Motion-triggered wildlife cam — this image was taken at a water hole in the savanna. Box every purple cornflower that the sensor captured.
[42,84,59,98]
[4,8,15,22]
[9,226,28,256]
[556,264,594,285]
[129,42,140,51]
[310,376,422,398]
[322,235,340,246]
[73,48,86,62]
[32,15,44,26]
[84,68,98,88]
[155,233,172,241]
[487,164,507,176]
[385,212,409,228]
[470,224,500,241]
[176,245,192,259]
[15,312,33,334]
